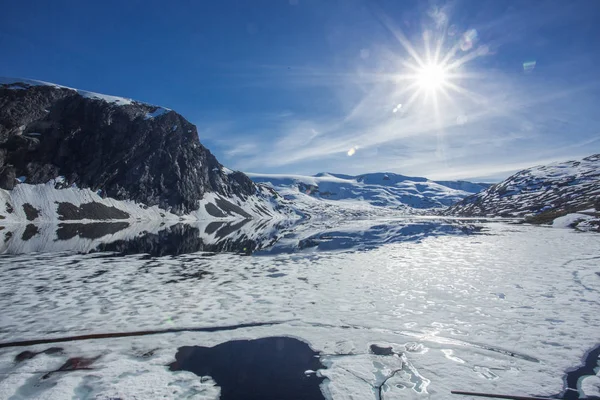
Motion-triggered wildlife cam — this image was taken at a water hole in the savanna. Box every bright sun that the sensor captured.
[381,19,487,113]
[416,64,448,91]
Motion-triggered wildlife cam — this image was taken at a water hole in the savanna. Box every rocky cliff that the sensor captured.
[0,78,292,220]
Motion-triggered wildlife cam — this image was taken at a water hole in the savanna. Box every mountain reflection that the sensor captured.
[0,217,486,257]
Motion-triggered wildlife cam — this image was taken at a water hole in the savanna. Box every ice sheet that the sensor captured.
[0,222,598,398]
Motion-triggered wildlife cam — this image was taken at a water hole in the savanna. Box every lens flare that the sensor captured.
[347,146,360,156]
[523,60,536,72]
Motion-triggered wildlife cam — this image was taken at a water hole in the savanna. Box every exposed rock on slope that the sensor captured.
[446,154,600,230]
[0,78,292,220]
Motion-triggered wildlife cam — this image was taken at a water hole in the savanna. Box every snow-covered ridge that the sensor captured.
[446,154,600,231]
[0,77,170,114]
[248,171,489,210]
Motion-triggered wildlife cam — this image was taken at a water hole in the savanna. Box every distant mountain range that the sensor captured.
[446,154,600,231]
[248,172,491,210]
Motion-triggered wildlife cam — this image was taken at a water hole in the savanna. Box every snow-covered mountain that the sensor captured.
[248,172,490,211]
[0,78,295,222]
[446,154,600,231]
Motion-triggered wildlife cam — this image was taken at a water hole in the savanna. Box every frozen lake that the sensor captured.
[0,218,599,399]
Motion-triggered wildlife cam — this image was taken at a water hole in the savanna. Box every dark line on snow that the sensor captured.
[0,320,295,349]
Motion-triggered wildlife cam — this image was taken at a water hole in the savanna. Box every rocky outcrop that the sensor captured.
[445,154,600,227]
[0,78,280,217]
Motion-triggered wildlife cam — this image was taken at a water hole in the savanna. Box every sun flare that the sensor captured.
[378,13,487,115]
[416,64,448,91]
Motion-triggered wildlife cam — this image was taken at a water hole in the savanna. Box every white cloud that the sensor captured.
[206,10,600,181]
[224,143,258,158]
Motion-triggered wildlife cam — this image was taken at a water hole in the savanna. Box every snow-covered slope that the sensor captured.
[248,172,489,210]
[0,180,297,223]
[446,154,600,231]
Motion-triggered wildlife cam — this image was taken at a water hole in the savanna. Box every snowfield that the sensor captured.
[248,172,489,210]
[0,219,599,399]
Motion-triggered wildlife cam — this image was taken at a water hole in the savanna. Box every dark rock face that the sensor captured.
[0,80,258,215]
[22,203,40,221]
[56,202,129,220]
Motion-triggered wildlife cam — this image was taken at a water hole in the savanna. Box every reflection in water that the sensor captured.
[56,222,130,240]
[97,222,275,257]
[0,218,486,256]
[261,218,486,254]
[0,219,295,256]
[169,337,326,400]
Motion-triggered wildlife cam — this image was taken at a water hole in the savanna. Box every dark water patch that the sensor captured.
[21,224,39,240]
[370,344,396,356]
[561,343,600,399]
[56,222,129,240]
[169,337,326,400]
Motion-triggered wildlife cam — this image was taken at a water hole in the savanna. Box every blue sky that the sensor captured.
[1,0,599,181]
